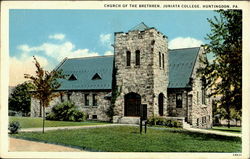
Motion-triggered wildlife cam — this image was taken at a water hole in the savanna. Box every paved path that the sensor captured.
[184,127,241,137]
[9,137,84,152]
[19,124,136,132]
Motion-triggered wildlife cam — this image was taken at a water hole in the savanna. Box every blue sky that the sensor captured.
[9,9,217,86]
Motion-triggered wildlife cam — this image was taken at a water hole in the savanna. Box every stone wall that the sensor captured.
[167,48,212,128]
[114,28,168,119]
[188,48,212,128]
[167,89,189,117]
[30,91,111,121]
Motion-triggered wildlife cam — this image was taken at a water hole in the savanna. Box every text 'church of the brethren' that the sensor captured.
[31,23,212,128]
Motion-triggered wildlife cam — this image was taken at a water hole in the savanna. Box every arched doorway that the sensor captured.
[124,92,141,116]
[158,93,164,116]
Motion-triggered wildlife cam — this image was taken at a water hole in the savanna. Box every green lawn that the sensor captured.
[11,126,241,152]
[210,126,241,134]
[9,116,110,128]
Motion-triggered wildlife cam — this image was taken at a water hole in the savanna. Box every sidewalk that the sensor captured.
[19,123,136,132]
[184,127,242,137]
[9,137,84,152]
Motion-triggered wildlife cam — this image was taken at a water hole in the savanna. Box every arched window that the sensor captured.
[135,50,140,66]
[126,51,131,66]
[162,53,164,69]
[159,52,161,68]
[176,93,182,108]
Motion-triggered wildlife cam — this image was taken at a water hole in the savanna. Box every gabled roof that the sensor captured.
[56,55,113,90]
[56,47,200,90]
[129,22,149,32]
[168,47,200,88]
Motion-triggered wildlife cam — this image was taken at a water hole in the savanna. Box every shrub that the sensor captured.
[9,121,21,134]
[147,116,182,128]
[164,120,182,128]
[46,102,87,122]
[147,116,166,126]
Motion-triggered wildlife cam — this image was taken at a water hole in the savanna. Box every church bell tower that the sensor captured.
[113,22,169,123]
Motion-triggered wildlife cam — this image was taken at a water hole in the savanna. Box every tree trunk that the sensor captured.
[226,102,231,128]
[39,101,42,117]
[42,102,45,133]
[227,119,230,128]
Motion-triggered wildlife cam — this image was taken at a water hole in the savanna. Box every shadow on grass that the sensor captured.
[212,129,241,133]
[170,129,241,142]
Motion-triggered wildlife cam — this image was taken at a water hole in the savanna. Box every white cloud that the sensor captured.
[100,33,112,49]
[48,33,65,40]
[10,33,101,86]
[9,54,50,86]
[104,51,113,55]
[169,37,204,49]
[17,41,99,62]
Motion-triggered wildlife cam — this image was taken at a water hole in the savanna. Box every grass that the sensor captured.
[11,126,241,152]
[210,126,241,134]
[9,116,110,128]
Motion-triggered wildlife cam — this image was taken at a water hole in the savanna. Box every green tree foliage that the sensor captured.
[24,56,65,133]
[199,10,242,128]
[9,82,32,116]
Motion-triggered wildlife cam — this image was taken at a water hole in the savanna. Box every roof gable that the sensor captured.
[168,47,200,88]
[68,74,77,81]
[92,73,102,80]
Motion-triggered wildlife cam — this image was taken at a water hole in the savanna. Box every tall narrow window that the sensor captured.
[67,92,72,101]
[162,53,164,69]
[126,51,131,66]
[176,93,182,108]
[85,94,89,106]
[93,94,97,106]
[159,52,161,68]
[197,118,199,126]
[202,78,206,104]
[135,50,140,66]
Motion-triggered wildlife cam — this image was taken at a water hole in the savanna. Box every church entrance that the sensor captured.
[124,92,141,116]
[158,93,164,116]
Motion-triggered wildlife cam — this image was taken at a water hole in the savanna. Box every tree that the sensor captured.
[9,82,32,116]
[199,10,242,128]
[231,108,241,126]
[24,56,65,133]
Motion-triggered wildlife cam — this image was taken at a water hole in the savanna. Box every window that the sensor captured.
[176,93,182,108]
[92,115,97,119]
[60,93,64,102]
[197,91,199,104]
[85,94,89,106]
[92,94,98,106]
[159,52,161,67]
[162,53,164,69]
[67,92,72,101]
[92,73,101,80]
[151,40,155,45]
[126,51,131,66]
[135,50,140,66]
[197,118,199,126]
[202,78,206,104]
[202,116,206,124]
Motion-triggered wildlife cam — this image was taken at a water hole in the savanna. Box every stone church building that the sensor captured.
[31,23,212,128]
